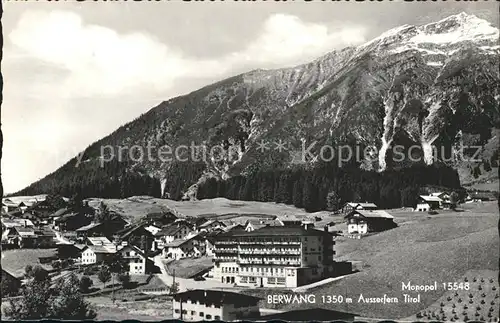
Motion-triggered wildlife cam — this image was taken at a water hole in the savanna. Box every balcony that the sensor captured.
[238,259,301,266]
[215,240,238,245]
[214,248,238,253]
[239,240,301,245]
[238,249,300,255]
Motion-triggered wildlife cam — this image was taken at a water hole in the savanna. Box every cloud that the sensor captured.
[9,10,368,97]
[235,14,367,66]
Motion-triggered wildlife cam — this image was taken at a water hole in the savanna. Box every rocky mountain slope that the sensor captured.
[18,13,499,198]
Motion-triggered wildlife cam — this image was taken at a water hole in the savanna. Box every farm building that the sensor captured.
[341,202,378,214]
[163,234,206,260]
[345,210,396,235]
[416,195,442,210]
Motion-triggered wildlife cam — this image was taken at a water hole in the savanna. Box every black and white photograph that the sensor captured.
[0,0,499,321]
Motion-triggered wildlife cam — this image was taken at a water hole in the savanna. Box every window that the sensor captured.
[175,309,180,313]
[305,257,308,261]
[215,316,221,320]
[319,256,322,261]
[199,312,204,317]
[182,310,187,314]
[191,311,196,315]
[206,314,212,319]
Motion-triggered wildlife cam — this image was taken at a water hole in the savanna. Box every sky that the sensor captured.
[2,0,498,194]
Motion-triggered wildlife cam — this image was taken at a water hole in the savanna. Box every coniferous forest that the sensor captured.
[13,158,162,199]
[197,162,463,212]
[13,147,463,213]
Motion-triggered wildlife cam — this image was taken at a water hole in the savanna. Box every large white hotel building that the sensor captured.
[212,225,336,288]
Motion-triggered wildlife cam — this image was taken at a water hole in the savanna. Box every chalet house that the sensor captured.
[75,216,127,239]
[244,219,283,232]
[54,212,92,232]
[2,226,38,248]
[28,199,59,218]
[172,289,261,321]
[416,195,442,211]
[470,192,496,202]
[80,244,117,265]
[116,224,155,250]
[154,223,193,249]
[163,235,206,259]
[197,220,227,232]
[117,244,152,275]
[341,202,378,214]
[144,211,178,227]
[2,218,35,229]
[57,242,87,259]
[2,199,19,213]
[33,228,56,248]
[345,210,396,235]
[430,192,450,202]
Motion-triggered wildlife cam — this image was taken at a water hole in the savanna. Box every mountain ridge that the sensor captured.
[15,12,500,199]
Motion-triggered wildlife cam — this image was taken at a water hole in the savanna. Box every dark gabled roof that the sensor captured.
[155,223,190,237]
[51,208,71,218]
[172,289,260,305]
[1,269,22,283]
[117,224,152,239]
[256,308,358,320]
[221,226,331,237]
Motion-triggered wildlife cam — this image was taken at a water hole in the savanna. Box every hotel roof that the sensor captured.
[222,225,331,237]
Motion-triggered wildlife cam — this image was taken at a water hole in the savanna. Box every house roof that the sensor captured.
[164,238,192,248]
[346,202,378,209]
[117,224,151,239]
[83,244,117,254]
[257,308,358,320]
[430,192,448,197]
[199,219,226,228]
[76,222,102,232]
[54,212,80,222]
[155,223,190,237]
[419,195,443,202]
[14,226,37,236]
[2,218,35,228]
[87,236,113,246]
[172,289,261,305]
[246,219,283,230]
[118,244,146,258]
[346,210,394,219]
